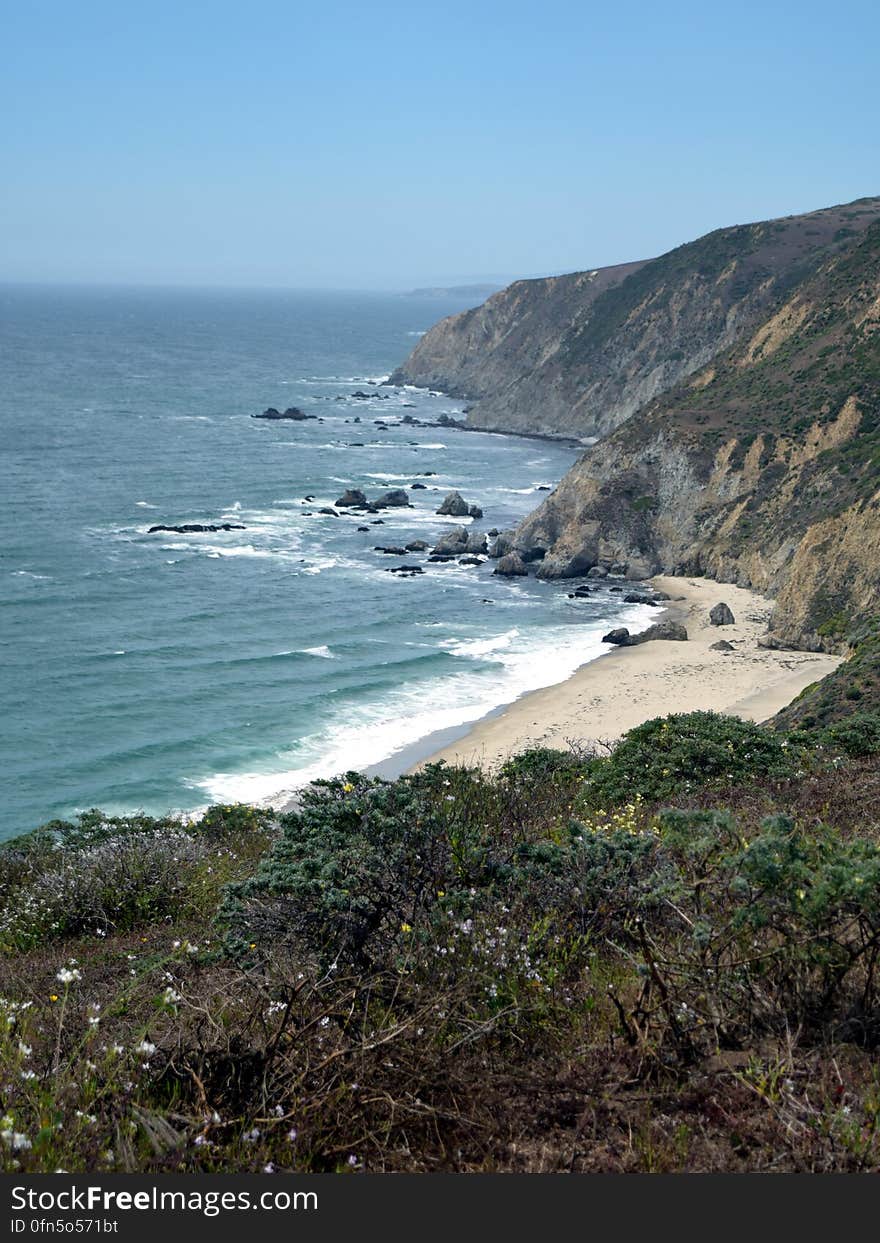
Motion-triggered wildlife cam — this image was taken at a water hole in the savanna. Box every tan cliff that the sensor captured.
[510,215,880,654]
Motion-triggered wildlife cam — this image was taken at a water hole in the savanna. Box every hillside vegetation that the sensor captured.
[3,713,880,1173]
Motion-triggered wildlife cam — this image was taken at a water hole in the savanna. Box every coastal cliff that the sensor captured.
[392,198,880,440]
[511,214,880,664]
[396,196,880,712]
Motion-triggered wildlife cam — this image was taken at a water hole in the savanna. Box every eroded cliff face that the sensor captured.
[512,216,880,652]
[389,262,645,414]
[392,198,880,440]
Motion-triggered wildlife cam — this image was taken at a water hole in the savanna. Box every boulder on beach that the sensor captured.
[602,621,688,646]
[710,602,736,626]
[624,591,662,606]
[601,628,632,646]
[494,552,528,577]
[643,620,688,642]
[436,490,471,517]
[711,639,735,651]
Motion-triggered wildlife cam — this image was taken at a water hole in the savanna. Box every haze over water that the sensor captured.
[1,285,649,838]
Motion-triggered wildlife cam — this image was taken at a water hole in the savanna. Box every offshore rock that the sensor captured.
[490,530,518,558]
[375,490,412,508]
[437,491,471,517]
[494,552,528,577]
[147,523,245,534]
[252,406,313,420]
[433,529,469,555]
[465,531,488,554]
[335,489,368,507]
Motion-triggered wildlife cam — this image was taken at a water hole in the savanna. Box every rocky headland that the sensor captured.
[393,196,880,724]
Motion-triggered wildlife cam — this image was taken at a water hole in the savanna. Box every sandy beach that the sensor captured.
[414,576,842,772]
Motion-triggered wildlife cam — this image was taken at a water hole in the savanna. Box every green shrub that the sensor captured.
[0,806,275,951]
[499,746,590,784]
[224,767,542,965]
[824,712,880,758]
[635,809,880,1052]
[585,712,792,804]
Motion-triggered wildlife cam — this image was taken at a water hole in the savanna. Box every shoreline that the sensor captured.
[402,575,842,775]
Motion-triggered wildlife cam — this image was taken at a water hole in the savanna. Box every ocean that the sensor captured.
[1,285,650,839]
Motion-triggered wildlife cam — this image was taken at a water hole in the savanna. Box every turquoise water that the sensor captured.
[1,285,648,838]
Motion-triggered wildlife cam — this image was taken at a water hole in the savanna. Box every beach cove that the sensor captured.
[413,576,842,772]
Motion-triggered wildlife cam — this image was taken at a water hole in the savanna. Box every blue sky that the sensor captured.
[2,0,878,288]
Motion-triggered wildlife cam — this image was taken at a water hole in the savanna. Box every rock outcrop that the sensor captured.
[494,552,528,577]
[433,529,469,555]
[436,491,470,517]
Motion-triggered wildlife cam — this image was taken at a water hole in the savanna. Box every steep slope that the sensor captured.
[390,261,646,409]
[392,198,880,439]
[511,218,880,653]
[773,621,880,727]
